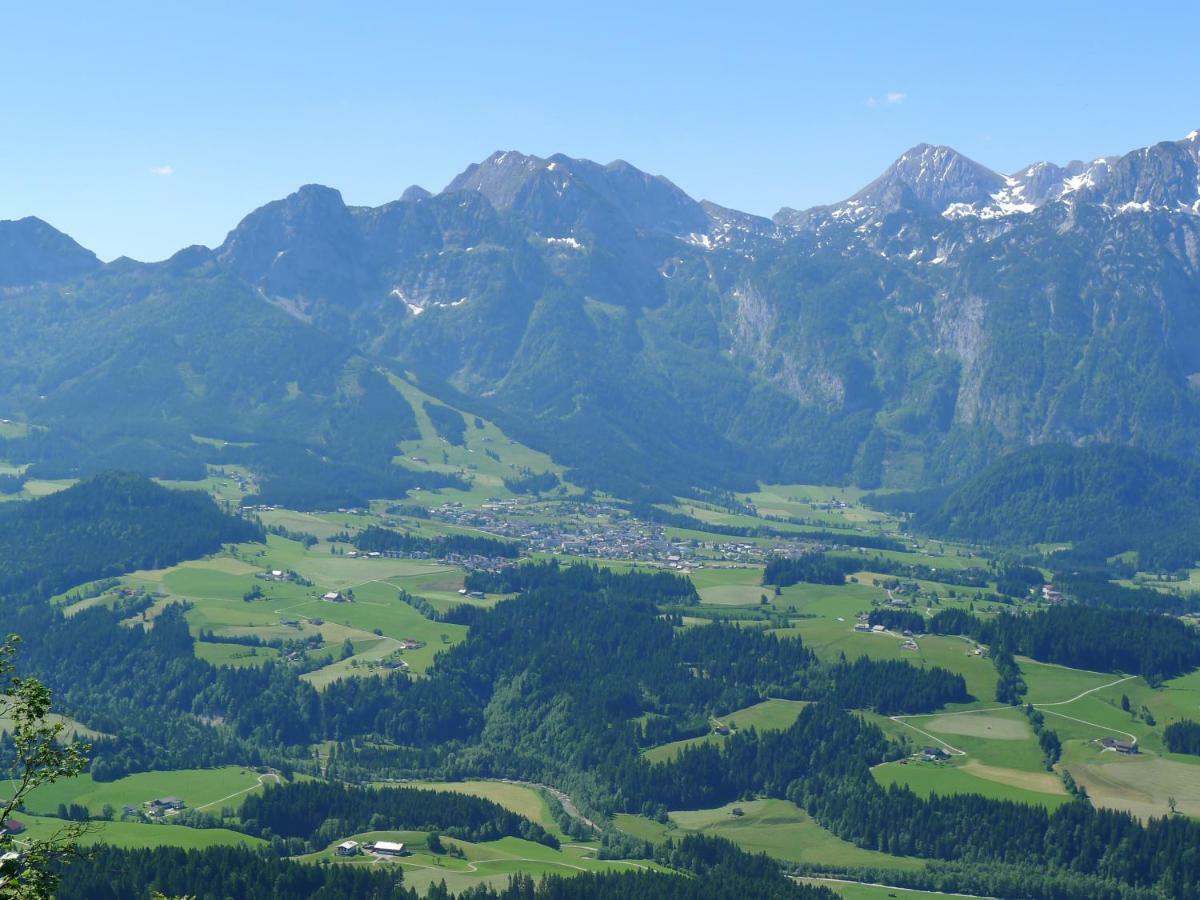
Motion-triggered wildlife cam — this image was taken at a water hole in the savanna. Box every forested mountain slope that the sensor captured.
[869,443,1200,568]
[2,130,1200,495]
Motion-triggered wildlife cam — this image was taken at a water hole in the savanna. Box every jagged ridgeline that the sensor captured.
[2,131,1200,496]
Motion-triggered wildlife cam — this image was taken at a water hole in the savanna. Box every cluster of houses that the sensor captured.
[425,498,868,569]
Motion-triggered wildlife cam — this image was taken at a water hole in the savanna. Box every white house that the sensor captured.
[336,840,360,856]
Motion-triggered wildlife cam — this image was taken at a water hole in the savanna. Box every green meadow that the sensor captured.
[872,759,1068,808]
[617,799,925,871]
[19,766,272,817]
[16,813,265,850]
[304,829,658,895]
[643,699,809,763]
[390,780,561,834]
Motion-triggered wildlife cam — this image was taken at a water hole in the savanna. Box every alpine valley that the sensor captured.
[5,129,1200,900]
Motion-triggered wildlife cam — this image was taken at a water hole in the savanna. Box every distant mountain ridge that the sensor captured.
[2,128,1200,497]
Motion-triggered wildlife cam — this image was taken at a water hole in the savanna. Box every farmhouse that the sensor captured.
[322,591,344,602]
[853,623,871,632]
[0,819,24,836]
[147,796,186,812]
[922,746,950,761]
[1100,737,1138,754]
[335,840,360,856]
[371,840,405,856]
[871,624,886,633]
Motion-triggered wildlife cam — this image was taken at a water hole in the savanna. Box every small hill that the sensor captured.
[0,472,262,601]
[869,443,1200,570]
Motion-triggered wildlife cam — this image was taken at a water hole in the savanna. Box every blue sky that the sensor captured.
[2,0,1198,261]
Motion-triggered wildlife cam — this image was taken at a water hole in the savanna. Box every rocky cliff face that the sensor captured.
[3,130,1200,493]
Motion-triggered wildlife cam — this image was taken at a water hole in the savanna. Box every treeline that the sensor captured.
[790,861,1159,900]
[424,401,467,446]
[627,502,905,550]
[55,844,414,900]
[866,609,925,633]
[233,440,464,510]
[502,470,560,495]
[325,563,970,811]
[873,443,1200,572]
[0,472,261,601]
[932,606,1200,684]
[762,553,859,587]
[463,559,700,604]
[1164,719,1200,755]
[354,525,520,559]
[1052,571,1200,614]
[56,835,835,900]
[239,781,557,851]
[829,657,970,714]
[619,701,1200,898]
[846,554,991,589]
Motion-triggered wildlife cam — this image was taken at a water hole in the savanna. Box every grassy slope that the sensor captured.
[617,799,924,871]
[20,766,271,817]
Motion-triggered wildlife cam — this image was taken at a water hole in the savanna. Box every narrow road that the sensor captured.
[188,772,281,813]
[888,674,1140,757]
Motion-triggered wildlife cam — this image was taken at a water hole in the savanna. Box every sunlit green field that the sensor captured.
[112,536,468,681]
[643,699,810,763]
[872,759,1068,807]
[391,780,561,834]
[617,799,925,871]
[17,813,265,850]
[301,829,659,895]
[19,766,272,817]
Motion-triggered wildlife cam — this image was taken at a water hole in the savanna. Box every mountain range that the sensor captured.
[2,129,1199,497]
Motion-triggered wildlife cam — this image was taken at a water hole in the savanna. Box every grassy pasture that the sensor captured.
[637,799,925,870]
[921,712,1029,741]
[194,641,281,668]
[643,699,809,763]
[17,813,266,850]
[21,478,74,498]
[1066,749,1200,819]
[304,829,655,895]
[1019,659,1119,704]
[872,760,1068,808]
[800,880,968,900]
[386,372,576,507]
[19,767,272,817]
[760,579,997,701]
[392,780,560,833]
[113,536,467,681]
[0,700,106,741]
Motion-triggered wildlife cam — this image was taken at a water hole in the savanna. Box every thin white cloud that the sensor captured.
[866,92,908,108]
[150,164,175,176]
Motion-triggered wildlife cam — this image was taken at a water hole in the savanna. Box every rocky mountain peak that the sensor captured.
[850,144,1007,214]
[0,216,101,287]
